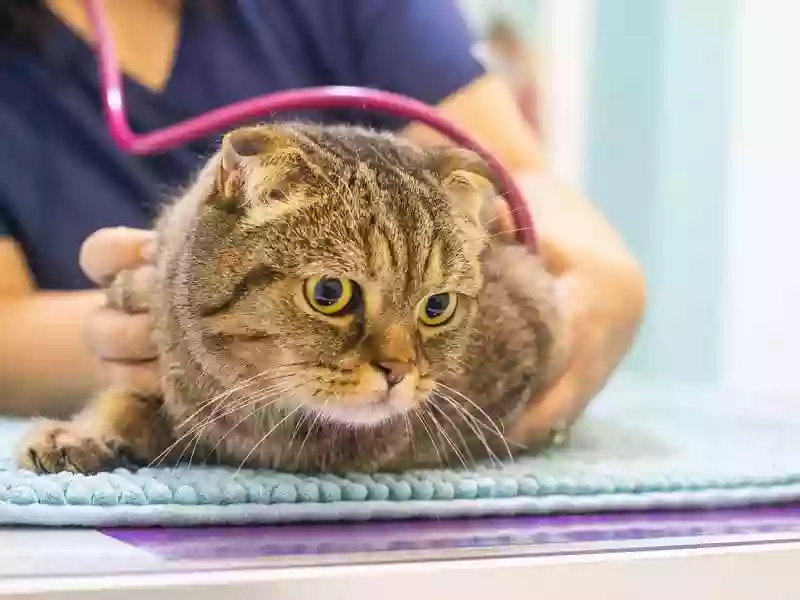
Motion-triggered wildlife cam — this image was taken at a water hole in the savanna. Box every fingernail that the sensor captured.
[141,240,158,262]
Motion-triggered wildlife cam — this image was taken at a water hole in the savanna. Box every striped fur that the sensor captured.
[19,123,564,474]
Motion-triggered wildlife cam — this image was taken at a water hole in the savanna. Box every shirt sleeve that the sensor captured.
[0,214,11,237]
[0,100,27,241]
[348,0,486,113]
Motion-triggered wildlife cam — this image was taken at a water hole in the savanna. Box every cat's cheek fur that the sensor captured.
[420,308,478,376]
[210,283,356,376]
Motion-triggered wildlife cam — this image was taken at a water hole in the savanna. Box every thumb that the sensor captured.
[80,227,157,285]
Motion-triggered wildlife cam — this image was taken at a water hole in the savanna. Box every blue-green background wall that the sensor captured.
[460,0,733,385]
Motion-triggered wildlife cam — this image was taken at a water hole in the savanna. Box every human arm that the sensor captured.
[0,230,158,417]
[0,236,102,416]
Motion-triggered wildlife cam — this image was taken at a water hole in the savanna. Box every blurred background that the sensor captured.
[458,0,800,393]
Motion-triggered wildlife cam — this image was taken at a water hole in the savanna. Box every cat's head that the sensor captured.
[186,123,496,427]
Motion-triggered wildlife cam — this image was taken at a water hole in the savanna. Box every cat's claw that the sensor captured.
[17,421,136,474]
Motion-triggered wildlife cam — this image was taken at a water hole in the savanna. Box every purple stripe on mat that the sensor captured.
[105,505,800,561]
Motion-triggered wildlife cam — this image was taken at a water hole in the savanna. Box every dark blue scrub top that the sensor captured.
[0,0,484,289]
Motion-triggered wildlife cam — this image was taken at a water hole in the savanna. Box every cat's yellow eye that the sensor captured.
[419,292,457,327]
[304,276,355,316]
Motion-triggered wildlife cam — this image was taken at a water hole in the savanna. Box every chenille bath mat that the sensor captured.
[1,379,799,527]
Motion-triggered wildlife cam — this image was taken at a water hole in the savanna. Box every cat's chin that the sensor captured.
[302,385,422,428]
[309,402,408,428]
[297,376,425,428]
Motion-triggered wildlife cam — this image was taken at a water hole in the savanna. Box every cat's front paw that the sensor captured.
[17,421,136,474]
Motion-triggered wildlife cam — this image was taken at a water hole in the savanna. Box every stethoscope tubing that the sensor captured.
[85,0,536,250]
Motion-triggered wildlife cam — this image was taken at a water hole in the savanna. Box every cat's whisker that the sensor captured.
[425,402,468,469]
[480,227,535,243]
[403,413,417,458]
[176,383,269,450]
[182,380,295,472]
[175,364,306,431]
[434,382,505,434]
[285,407,310,458]
[295,395,330,464]
[164,404,248,471]
[186,432,204,472]
[173,393,231,435]
[236,402,304,473]
[413,406,443,466]
[434,392,500,467]
[150,376,307,468]
[435,389,499,442]
[482,203,529,227]
[423,407,451,466]
[434,382,514,462]
[175,371,271,427]
[173,429,206,475]
[295,412,318,464]
[480,226,535,243]
[189,373,302,430]
[154,377,298,468]
[427,399,474,467]
[173,373,292,440]
[206,379,313,458]
[168,386,297,473]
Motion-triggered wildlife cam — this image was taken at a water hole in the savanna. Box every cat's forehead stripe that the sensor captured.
[421,239,445,288]
[365,224,397,277]
[226,122,482,298]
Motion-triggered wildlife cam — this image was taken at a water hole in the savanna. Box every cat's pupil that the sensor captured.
[426,293,449,318]
[314,278,343,306]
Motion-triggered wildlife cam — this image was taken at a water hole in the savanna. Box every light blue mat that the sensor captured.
[1,379,799,527]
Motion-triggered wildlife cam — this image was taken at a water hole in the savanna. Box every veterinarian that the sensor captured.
[0,0,644,447]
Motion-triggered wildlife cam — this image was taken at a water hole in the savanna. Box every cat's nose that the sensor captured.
[375,361,413,387]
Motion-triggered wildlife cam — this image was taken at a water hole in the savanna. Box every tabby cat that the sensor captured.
[18,123,565,474]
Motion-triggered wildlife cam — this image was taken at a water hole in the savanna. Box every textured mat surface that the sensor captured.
[1,380,798,527]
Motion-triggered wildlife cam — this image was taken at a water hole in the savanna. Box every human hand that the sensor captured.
[80,227,161,395]
[486,173,646,446]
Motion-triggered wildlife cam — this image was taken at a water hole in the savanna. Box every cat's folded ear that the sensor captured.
[426,148,498,228]
[212,126,298,211]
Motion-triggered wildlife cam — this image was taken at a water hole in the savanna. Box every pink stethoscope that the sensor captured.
[84,0,536,251]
